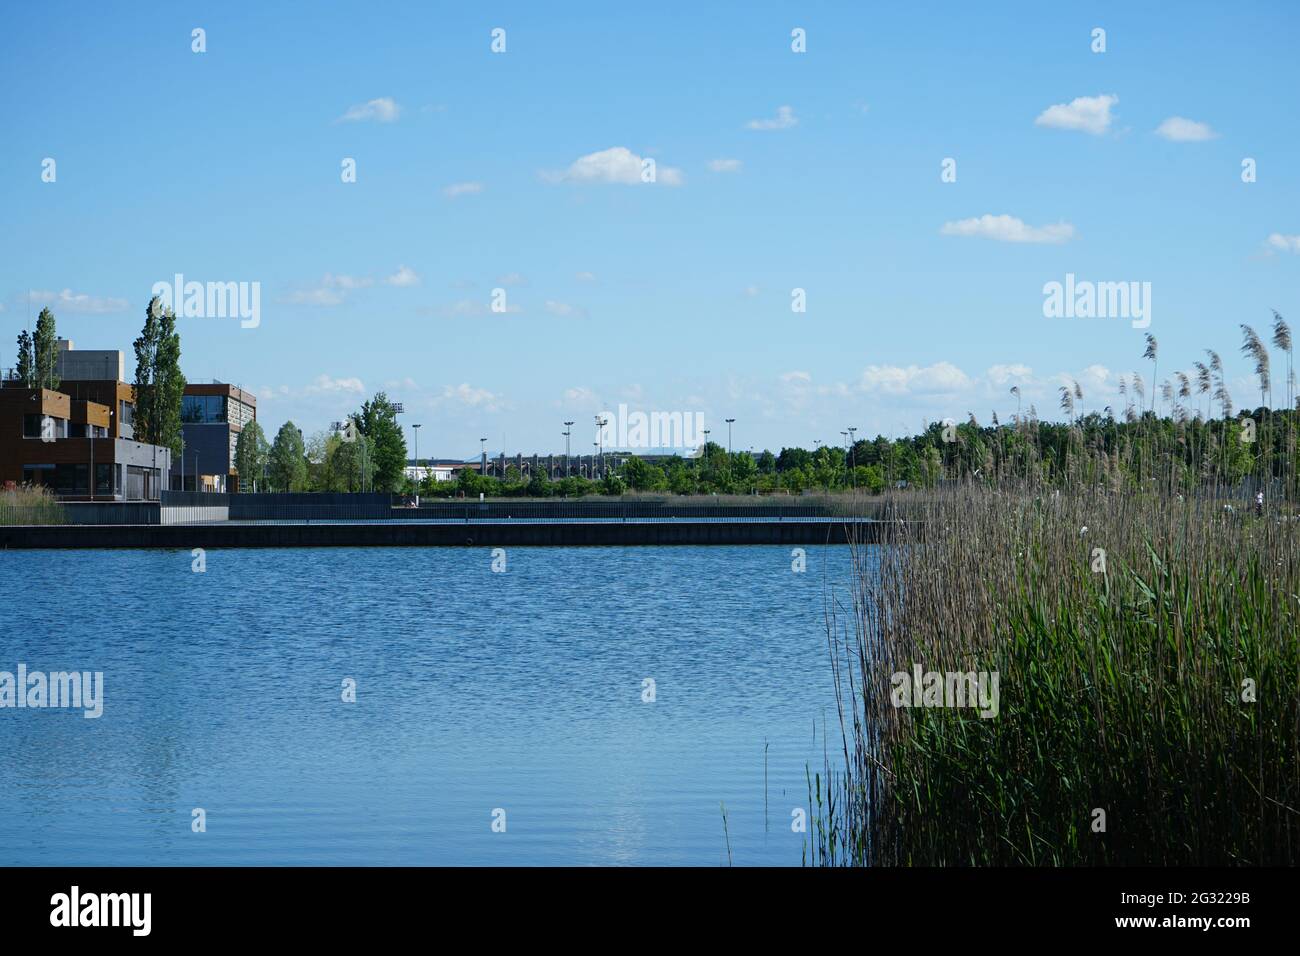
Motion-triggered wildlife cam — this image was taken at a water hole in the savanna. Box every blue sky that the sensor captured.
[3,1,1298,457]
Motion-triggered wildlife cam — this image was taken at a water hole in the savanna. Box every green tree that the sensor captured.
[305,430,346,492]
[269,421,308,491]
[356,393,407,492]
[621,455,667,491]
[730,451,758,488]
[33,307,60,390]
[14,329,35,386]
[334,431,377,492]
[526,465,553,497]
[132,296,186,455]
[555,475,594,498]
[776,447,813,472]
[234,420,270,492]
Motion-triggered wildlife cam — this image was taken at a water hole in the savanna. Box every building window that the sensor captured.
[181,395,228,423]
[22,465,54,486]
[23,414,67,439]
[53,463,88,494]
[228,399,254,428]
[117,400,134,438]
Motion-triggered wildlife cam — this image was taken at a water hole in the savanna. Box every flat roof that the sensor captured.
[184,383,257,406]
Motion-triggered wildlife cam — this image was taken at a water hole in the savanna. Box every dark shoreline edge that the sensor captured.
[0,519,908,550]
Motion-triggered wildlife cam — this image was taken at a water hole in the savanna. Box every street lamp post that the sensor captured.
[412,424,422,482]
[847,426,857,486]
[725,418,735,455]
[594,417,608,476]
[564,421,574,476]
[480,437,487,476]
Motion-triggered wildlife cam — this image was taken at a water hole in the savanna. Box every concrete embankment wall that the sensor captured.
[0,520,898,550]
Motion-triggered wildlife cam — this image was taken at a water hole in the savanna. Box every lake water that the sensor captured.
[0,545,854,866]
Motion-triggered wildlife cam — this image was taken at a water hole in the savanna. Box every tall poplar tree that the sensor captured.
[132,296,186,455]
[33,307,61,390]
[14,330,35,386]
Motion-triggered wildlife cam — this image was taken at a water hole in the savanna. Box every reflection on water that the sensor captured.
[0,545,855,865]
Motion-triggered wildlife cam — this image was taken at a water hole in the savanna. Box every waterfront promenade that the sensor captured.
[0,492,907,549]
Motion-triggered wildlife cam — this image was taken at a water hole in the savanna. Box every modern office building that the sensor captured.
[1,341,172,499]
[170,383,258,492]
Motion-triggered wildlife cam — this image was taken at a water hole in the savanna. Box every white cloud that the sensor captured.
[337,97,401,123]
[25,288,128,314]
[283,288,344,306]
[1155,116,1217,142]
[323,273,373,290]
[1267,233,1300,254]
[443,181,483,199]
[986,364,1034,387]
[305,374,366,395]
[438,383,501,410]
[544,300,585,318]
[940,214,1076,244]
[1034,94,1118,135]
[575,271,597,283]
[780,370,812,384]
[707,158,742,173]
[436,298,522,317]
[546,146,683,186]
[747,105,798,131]
[495,272,527,287]
[384,265,420,287]
[860,362,971,396]
[1078,364,1112,391]
[282,273,373,306]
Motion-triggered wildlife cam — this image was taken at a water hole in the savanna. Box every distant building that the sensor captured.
[55,338,124,382]
[404,459,471,483]
[170,384,258,492]
[1,342,171,500]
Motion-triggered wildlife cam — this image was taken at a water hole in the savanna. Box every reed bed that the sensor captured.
[0,485,66,525]
[812,481,1300,865]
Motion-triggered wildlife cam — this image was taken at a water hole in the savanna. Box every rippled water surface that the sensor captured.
[0,545,853,865]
